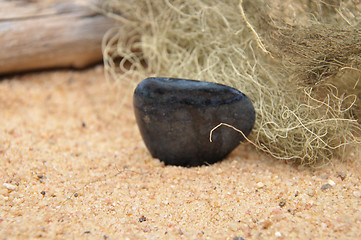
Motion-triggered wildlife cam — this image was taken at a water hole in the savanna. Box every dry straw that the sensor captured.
[100,0,361,165]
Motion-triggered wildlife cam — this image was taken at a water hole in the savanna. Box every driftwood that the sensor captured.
[0,0,114,75]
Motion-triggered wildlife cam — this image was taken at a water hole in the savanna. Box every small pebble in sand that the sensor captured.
[279,200,286,207]
[321,183,333,191]
[3,183,17,191]
[74,193,79,197]
[275,232,282,237]
[328,179,336,187]
[139,216,147,222]
[262,219,272,229]
[353,191,361,198]
[256,182,264,188]
[307,189,315,197]
[337,171,346,181]
[133,77,255,166]
[37,175,46,183]
[84,231,91,234]
[40,191,46,196]
[233,237,245,240]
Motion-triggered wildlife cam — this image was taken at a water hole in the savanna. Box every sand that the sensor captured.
[1,66,361,239]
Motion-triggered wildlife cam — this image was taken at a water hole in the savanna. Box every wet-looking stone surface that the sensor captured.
[133,77,255,167]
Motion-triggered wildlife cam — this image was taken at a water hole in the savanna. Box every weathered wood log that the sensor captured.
[0,0,114,75]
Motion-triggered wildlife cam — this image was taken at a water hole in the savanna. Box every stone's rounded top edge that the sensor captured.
[134,77,250,107]
[142,77,240,92]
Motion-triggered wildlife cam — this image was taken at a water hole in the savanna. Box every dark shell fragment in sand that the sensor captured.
[133,77,255,167]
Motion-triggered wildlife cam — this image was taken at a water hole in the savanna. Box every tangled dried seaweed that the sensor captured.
[100,0,361,165]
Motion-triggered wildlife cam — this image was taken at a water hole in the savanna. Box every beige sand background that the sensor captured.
[1,66,361,239]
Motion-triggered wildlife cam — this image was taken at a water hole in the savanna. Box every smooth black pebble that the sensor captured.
[133,77,255,167]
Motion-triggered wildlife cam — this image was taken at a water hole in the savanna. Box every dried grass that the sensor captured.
[100,0,361,165]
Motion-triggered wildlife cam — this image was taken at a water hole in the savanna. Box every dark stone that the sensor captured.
[133,77,255,167]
